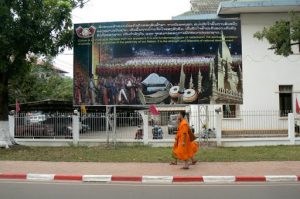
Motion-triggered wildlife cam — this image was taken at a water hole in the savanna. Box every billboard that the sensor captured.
[74,19,242,106]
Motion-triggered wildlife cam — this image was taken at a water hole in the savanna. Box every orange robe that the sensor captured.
[173,119,198,161]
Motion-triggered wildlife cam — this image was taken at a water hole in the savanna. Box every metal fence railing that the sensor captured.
[15,112,73,139]
[147,111,177,141]
[79,112,143,141]
[13,110,292,140]
[222,110,289,138]
[190,111,216,132]
[115,112,143,140]
[79,112,107,139]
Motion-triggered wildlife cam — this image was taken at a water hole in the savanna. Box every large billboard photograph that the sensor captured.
[74,19,242,106]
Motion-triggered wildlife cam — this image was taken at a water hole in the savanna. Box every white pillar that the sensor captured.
[288,113,295,145]
[72,110,80,146]
[215,113,222,146]
[143,114,149,145]
[138,111,149,145]
[0,120,10,148]
[8,114,15,139]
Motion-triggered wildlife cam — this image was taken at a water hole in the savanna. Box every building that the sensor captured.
[36,59,69,77]
[172,0,300,134]
[174,0,300,115]
[175,0,224,19]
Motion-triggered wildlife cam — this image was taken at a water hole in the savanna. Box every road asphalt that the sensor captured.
[0,181,300,199]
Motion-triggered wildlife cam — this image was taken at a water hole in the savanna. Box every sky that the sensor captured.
[54,0,191,77]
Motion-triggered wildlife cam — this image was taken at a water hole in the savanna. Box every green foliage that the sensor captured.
[254,13,300,57]
[8,58,73,103]
[0,0,87,119]
[291,13,300,42]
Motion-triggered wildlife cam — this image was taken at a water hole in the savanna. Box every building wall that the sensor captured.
[187,12,300,132]
[240,13,300,112]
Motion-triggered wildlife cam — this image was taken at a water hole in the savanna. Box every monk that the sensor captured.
[171,111,198,169]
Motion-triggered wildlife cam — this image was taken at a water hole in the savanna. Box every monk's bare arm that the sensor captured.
[182,126,188,146]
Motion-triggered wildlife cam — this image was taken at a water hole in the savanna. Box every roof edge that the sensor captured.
[218,0,300,14]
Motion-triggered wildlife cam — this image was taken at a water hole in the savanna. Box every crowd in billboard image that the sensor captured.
[74,20,243,106]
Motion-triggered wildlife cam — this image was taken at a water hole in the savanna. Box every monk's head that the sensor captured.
[178,111,186,122]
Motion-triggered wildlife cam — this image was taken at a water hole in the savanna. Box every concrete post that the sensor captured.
[138,111,149,145]
[8,114,15,139]
[288,113,295,145]
[72,110,80,146]
[215,112,222,146]
[143,114,149,145]
[0,121,10,148]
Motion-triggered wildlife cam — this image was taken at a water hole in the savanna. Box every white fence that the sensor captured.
[222,111,288,130]
[221,110,289,139]
[8,110,300,147]
[14,113,73,139]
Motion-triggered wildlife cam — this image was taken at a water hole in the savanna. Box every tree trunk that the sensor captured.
[0,72,8,121]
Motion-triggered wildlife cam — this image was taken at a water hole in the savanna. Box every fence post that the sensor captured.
[138,111,149,145]
[8,112,15,140]
[0,111,13,148]
[113,106,117,148]
[105,106,111,145]
[143,114,149,145]
[72,110,80,146]
[215,112,222,146]
[288,113,295,145]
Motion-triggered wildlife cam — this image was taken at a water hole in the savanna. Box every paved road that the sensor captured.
[1,181,300,199]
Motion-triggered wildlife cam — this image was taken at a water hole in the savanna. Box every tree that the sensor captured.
[254,13,300,57]
[0,0,87,120]
[8,58,73,103]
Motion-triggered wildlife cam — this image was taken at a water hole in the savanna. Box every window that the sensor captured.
[279,85,293,117]
[223,105,239,118]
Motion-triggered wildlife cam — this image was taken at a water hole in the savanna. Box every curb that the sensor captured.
[0,173,300,183]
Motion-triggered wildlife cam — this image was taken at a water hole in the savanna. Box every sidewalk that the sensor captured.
[1,161,300,176]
